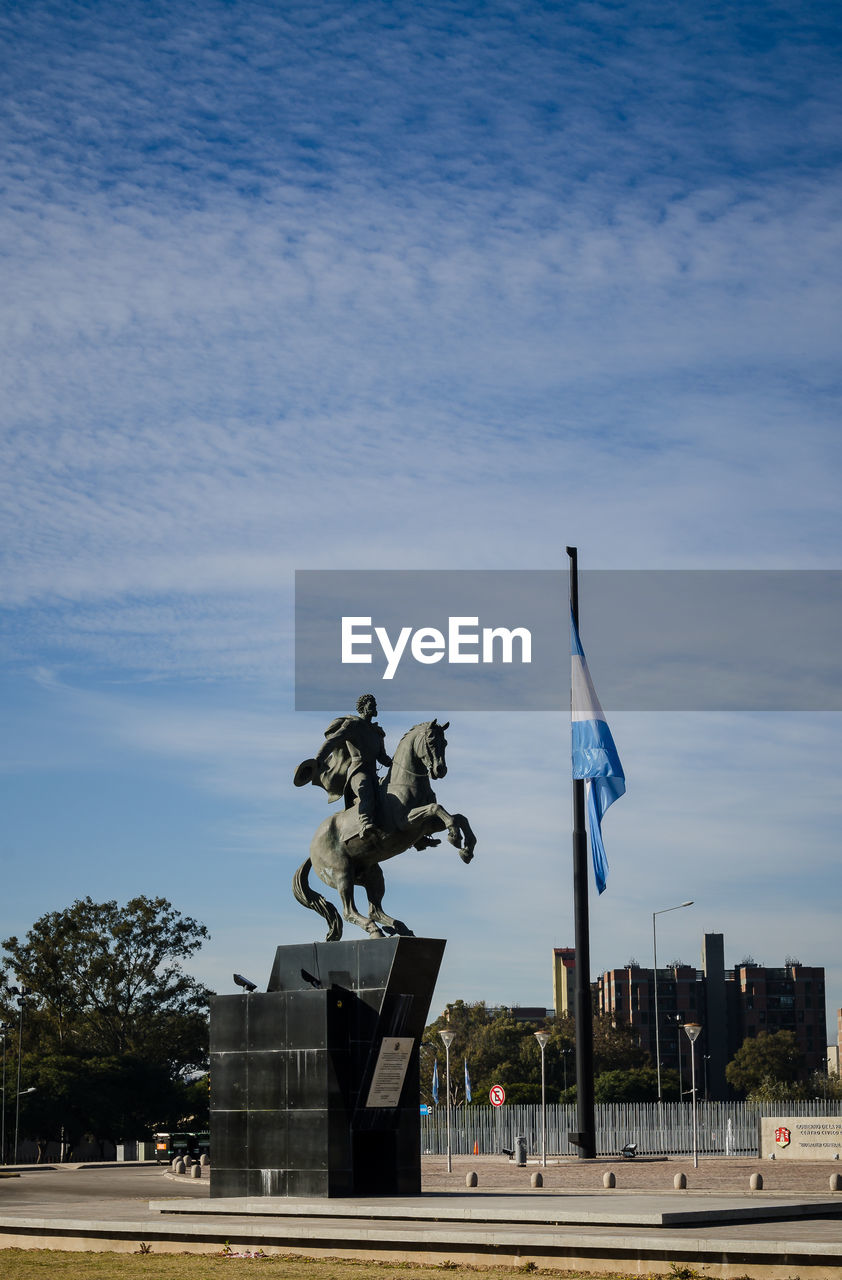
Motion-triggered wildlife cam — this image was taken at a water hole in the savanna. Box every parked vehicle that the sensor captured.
[153,1131,210,1163]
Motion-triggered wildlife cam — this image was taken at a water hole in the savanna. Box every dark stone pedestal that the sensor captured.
[209,937,445,1198]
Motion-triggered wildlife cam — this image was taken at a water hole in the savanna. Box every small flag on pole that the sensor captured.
[464,1058,472,1103]
[432,1057,440,1104]
[571,612,625,894]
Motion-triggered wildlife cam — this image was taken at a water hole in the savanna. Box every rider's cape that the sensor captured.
[293,717,361,804]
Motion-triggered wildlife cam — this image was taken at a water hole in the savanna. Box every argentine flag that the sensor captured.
[464,1058,472,1103]
[571,613,625,894]
[432,1057,440,1105]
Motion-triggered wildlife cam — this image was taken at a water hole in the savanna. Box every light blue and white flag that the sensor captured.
[432,1057,440,1104]
[464,1058,472,1103]
[571,613,625,894]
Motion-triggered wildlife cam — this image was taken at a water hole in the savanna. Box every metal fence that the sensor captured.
[421,1100,842,1158]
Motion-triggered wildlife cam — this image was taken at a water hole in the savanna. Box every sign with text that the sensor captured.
[759,1115,842,1159]
[489,1084,506,1107]
[365,1036,415,1109]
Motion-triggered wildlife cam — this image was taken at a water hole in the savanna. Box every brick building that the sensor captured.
[593,932,826,1099]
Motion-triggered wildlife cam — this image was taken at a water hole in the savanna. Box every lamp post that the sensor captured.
[684,1022,702,1169]
[439,1030,455,1174]
[669,1015,684,1104]
[652,901,693,1102]
[11,986,27,1165]
[534,1031,550,1168]
[0,1022,10,1165]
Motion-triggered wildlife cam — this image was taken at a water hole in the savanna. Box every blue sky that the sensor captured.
[2,0,842,1043]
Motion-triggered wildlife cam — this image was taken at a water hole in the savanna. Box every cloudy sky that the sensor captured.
[2,0,841,1042]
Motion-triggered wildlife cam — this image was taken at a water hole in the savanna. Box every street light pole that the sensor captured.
[440,1030,455,1174]
[652,901,694,1102]
[534,1032,550,1168]
[0,1023,9,1165]
[671,1015,684,1104]
[11,987,27,1165]
[684,1022,702,1169]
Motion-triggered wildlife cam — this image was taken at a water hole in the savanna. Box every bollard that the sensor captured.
[750,1173,763,1190]
[184,1155,193,1168]
[531,1172,543,1188]
[466,1171,478,1188]
[200,1153,210,1167]
[830,1173,842,1192]
[190,1162,202,1179]
[674,1172,687,1189]
[603,1171,616,1188]
[174,1158,186,1175]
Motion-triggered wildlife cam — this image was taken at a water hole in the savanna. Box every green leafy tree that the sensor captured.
[594,1066,679,1102]
[725,1030,804,1097]
[746,1074,807,1103]
[422,1002,544,1105]
[592,1014,648,1074]
[1,896,211,1155]
[16,1051,205,1159]
[808,1070,842,1101]
[13,1051,92,1162]
[2,895,210,1066]
[420,1001,649,1106]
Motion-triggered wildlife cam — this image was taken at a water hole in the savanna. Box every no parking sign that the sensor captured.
[489,1084,506,1107]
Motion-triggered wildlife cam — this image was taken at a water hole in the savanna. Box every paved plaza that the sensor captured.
[2,1156,842,1277]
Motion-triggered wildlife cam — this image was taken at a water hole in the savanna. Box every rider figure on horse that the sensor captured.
[294,693,392,842]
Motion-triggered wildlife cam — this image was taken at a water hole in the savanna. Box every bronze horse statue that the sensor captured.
[293,719,476,940]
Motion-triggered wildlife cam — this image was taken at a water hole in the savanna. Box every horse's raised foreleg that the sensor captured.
[451,813,476,863]
[357,864,414,937]
[407,803,476,862]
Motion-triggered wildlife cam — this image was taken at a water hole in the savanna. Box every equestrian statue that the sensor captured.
[293,694,476,940]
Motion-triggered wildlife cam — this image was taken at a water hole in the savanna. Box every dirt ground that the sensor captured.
[421,1151,842,1194]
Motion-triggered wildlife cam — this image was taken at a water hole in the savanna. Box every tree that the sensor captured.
[591,1014,648,1074]
[1,896,211,1155]
[809,1071,842,1101]
[594,1066,679,1102]
[1,896,210,1068]
[422,1002,549,1105]
[746,1074,807,1103]
[725,1030,804,1097]
[420,1001,650,1106]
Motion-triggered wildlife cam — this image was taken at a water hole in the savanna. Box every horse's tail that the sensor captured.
[292,857,343,942]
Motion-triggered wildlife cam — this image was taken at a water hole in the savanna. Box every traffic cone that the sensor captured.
[473,1140,479,1155]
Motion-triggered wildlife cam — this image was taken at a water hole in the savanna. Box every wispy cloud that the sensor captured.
[2,0,841,1021]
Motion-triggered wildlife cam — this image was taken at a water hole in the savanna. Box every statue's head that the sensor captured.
[356,693,377,718]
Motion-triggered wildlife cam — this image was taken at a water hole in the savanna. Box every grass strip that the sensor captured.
[0,1250,698,1280]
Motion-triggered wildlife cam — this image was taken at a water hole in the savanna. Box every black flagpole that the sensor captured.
[566,545,596,1159]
